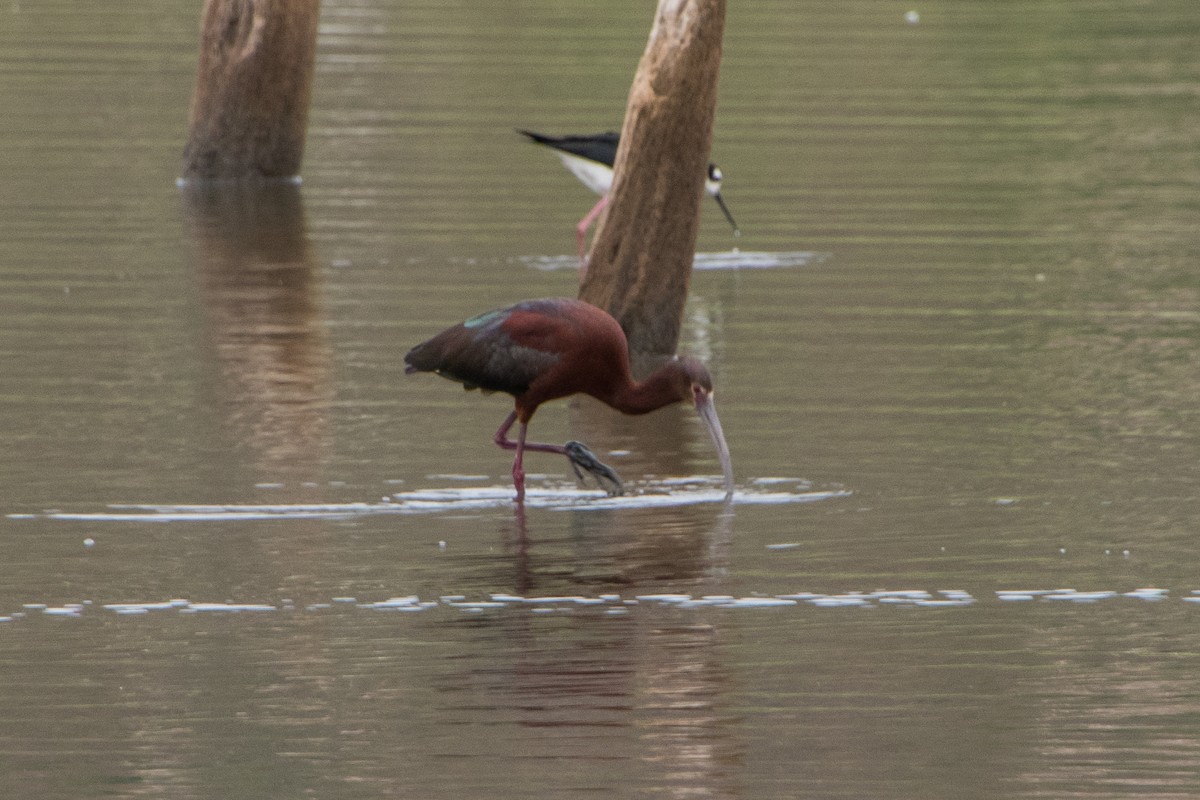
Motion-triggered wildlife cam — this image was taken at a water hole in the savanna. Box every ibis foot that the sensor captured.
[564,440,624,497]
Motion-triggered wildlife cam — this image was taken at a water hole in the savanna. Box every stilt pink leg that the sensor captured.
[576,194,610,273]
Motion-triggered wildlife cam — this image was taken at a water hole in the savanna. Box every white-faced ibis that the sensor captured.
[518,130,740,263]
[404,297,734,502]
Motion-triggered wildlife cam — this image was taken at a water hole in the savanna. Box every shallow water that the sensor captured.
[3,1,1200,797]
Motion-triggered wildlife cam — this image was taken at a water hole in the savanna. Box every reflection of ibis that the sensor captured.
[519,130,740,262]
[405,297,734,502]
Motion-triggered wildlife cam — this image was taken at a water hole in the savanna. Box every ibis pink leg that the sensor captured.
[493,411,572,501]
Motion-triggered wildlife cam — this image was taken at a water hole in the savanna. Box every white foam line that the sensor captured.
[43,606,84,617]
[10,587,1200,621]
[181,603,277,613]
[30,487,849,522]
[692,251,830,271]
[519,251,828,273]
[1043,591,1118,603]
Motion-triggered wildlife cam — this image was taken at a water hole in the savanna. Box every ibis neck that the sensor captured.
[604,366,684,416]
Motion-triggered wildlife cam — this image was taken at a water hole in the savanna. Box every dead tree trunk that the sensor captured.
[578,0,726,361]
[181,0,320,183]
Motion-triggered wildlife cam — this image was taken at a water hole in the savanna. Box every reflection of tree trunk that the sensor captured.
[580,0,726,359]
[181,182,331,487]
[570,396,697,483]
[561,399,734,586]
[444,599,739,798]
[181,0,320,182]
[635,621,739,800]
[452,499,738,796]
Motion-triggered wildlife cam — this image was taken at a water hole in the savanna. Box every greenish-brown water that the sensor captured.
[2,1,1200,797]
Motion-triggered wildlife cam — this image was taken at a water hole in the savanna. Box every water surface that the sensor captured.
[2,1,1200,798]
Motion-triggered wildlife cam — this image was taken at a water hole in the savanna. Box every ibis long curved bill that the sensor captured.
[694,391,735,499]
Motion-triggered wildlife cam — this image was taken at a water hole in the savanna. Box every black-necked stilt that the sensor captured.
[519,129,740,262]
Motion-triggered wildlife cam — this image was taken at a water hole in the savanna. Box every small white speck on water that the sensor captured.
[905,10,920,24]
[1059,548,1067,555]
[83,537,95,548]
[438,541,447,550]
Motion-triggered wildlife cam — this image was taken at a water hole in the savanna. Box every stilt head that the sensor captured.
[705,164,740,236]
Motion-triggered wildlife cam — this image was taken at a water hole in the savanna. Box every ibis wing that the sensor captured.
[405,304,562,396]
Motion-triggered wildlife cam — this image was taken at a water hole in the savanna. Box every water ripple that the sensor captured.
[518,250,829,272]
[2,587,1194,624]
[14,481,846,522]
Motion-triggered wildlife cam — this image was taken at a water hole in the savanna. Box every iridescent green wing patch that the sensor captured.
[463,309,505,329]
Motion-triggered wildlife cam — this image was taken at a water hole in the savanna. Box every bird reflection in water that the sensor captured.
[448,504,739,799]
[181,182,332,489]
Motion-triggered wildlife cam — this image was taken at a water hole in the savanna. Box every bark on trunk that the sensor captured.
[578,0,726,361]
[181,0,320,183]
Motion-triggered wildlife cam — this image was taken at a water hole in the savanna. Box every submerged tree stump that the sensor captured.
[181,0,320,182]
[579,0,726,361]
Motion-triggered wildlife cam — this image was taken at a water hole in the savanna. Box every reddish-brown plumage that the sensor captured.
[405,298,733,501]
